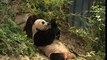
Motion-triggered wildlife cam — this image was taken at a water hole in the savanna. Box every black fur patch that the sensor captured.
[24,15,38,38]
[50,53,66,60]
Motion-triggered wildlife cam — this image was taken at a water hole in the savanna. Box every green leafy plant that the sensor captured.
[27,0,72,21]
[69,0,105,59]
[0,12,36,57]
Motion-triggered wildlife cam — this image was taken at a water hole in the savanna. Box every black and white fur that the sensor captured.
[24,15,75,60]
[31,18,75,60]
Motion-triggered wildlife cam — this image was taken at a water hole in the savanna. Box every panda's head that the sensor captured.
[32,19,50,37]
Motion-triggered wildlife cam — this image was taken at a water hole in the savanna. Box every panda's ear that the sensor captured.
[24,15,38,38]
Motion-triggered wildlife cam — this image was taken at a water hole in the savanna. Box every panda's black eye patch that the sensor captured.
[42,21,45,24]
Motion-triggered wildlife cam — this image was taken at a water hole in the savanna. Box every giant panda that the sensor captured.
[32,19,76,60]
[24,15,76,60]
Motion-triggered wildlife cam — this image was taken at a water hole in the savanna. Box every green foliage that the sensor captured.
[27,0,72,21]
[69,27,89,39]
[69,0,105,59]
[0,17,36,56]
[88,0,105,52]
[0,0,36,56]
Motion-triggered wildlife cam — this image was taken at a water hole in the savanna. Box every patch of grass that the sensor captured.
[0,0,36,57]
[0,16,36,56]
